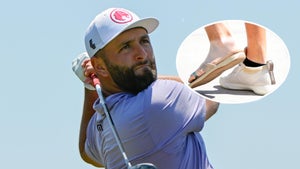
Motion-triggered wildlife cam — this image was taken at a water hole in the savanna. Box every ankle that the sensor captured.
[243,57,265,67]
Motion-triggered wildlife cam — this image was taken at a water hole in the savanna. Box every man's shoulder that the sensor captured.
[146,79,190,97]
[153,79,184,88]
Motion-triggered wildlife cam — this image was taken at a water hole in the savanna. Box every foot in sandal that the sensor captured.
[188,39,245,88]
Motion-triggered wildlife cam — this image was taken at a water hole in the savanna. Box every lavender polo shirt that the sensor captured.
[85,79,213,169]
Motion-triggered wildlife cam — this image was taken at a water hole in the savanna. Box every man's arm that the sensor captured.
[79,88,104,167]
[205,99,219,121]
[159,75,219,121]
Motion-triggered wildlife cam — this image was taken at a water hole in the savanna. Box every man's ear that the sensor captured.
[91,57,109,77]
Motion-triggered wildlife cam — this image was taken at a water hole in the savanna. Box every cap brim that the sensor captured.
[125,17,159,34]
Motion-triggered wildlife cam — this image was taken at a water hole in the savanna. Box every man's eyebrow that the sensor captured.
[119,39,131,46]
[141,34,150,39]
[118,34,150,47]
[117,38,133,48]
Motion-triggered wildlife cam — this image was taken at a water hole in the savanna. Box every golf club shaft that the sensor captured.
[91,74,132,168]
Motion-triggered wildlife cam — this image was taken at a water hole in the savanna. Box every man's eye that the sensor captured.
[120,44,130,51]
[142,39,150,44]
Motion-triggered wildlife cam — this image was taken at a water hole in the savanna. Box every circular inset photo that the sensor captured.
[176,20,290,104]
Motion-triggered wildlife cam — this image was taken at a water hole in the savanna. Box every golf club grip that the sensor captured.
[91,73,101,86]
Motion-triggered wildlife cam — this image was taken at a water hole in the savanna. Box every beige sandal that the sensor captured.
[189,51,246,88]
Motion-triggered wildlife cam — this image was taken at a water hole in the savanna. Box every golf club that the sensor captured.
[91,74,157,169]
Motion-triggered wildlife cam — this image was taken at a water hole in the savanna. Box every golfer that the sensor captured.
[72,7,219,169]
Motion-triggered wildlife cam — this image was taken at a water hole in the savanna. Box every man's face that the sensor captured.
[101,28,157,94]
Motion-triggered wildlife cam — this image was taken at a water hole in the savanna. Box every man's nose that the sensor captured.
[134,45,147,60]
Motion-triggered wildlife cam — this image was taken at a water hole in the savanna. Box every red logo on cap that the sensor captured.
[110,8,133,24]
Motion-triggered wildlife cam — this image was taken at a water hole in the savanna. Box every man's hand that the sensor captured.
[72,52,95,90]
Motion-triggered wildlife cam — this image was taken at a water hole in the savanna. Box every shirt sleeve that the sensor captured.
[84,113,104,165]
[144,80,207,141]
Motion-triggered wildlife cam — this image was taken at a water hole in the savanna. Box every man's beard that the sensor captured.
[106,59,157,94]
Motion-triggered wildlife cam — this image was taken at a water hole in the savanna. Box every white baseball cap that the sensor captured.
[84,8,159,57]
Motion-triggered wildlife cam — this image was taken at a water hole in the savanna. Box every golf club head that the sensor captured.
[129,163,157,169]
